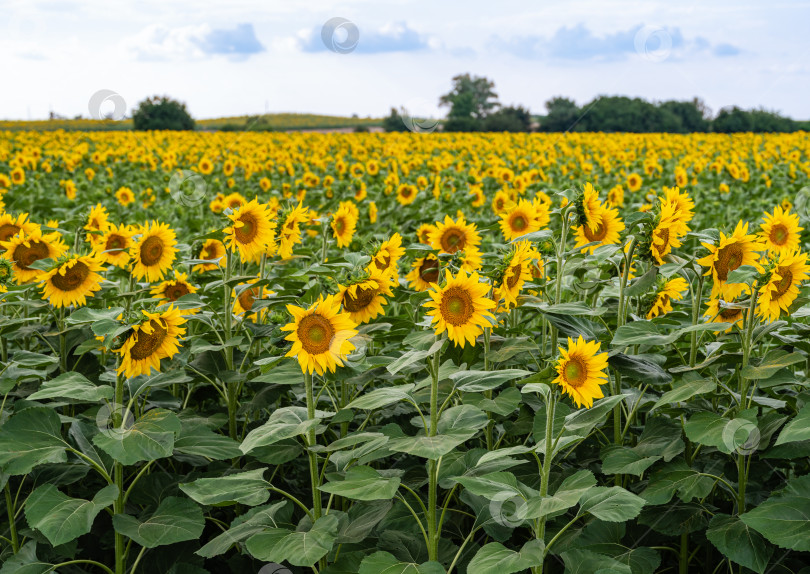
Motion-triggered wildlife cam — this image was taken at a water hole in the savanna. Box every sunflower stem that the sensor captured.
[113,370,126,574]
[304,371,322,521]
[537,389,556,570]
[4,482,18,554]
[689,272,704,367]
[58,306,67,374]
[483,326,493,451]
[222,249,238,440]
[427,341,442,562]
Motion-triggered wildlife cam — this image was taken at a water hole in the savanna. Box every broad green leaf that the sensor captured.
[742,350,805,380]
[523,470,596,520]
[27,371,113,402]
[450,369,533,392]
[173,423,242,459]
[454,472,528,500]
[464,388,522,416]
[180,469,269,506]
[579,486,645,522]
[113,496,205,548]
[66,306,125,324]
[386,340,442,375]
[245,514,339,567]
[388,405,488,459]
[685,409,758,455]
[0,407,67,475]
[347,384,416,410]
[741,474,810,551]
[564,394,625,433]
[625,265,658,297]
[466,539,544,574]
[600,446,661,477]
[609,353,672,385]
[775,403,810,446]
[641,461,714,505]
[651,378,715,411]
[319,465,400,501]
[25,484,118,546]
[706,514,773,574]
[93,408,182,465]
[561,548,632,574]
[358,551,445,574]
[196,502,288,558]
[0,541,52,574]
[337,500,392,544]
[240,407,325,454]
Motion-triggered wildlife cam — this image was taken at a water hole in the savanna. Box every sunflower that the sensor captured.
[198,157,214,175]
[338,266,395,324]
[115,186,135,207]
[627,173,642,192]
[278,203,309,259]
[406,254,440,292]
[369,202,378,223]
[492,190,514,215]
[553,336,609,409]
[0,212,37,251]
[425,269,495,347]
[757,251,810,322]
[85,204,110,246]
[93,223,133,267]
[10,167,25,186]
[705,295,747,332]
[223,199,276,263]
[607,185,624,207]
[429,215,481,255]
[39,255,104,308]
[233,280,272,321]
[281,294,358,375]
[573,205,625,254]
[661,187,694,232]
[760,205,802,255]
[151,271,198,310]
[1,229,67,284]
[697,221,765,299]
[497,241,533,307]
[224,192,247,211]
[580,182,604,232]
[331,205,358,249]
[396,184,418,206]
[649,201,687,265]
[499,199,545,241]
[193,239,226,272]
[130,221,178,282]
[371,233,405,278]
[416,223,435,245]
[646,277,689,319]
[116,305,187,378]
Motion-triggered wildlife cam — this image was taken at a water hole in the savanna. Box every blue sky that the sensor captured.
[1,0,808,121]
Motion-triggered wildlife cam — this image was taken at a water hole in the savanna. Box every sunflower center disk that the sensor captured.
[343,286,376,312]
[563,358,588,388]
[140,236,165,266]
[238,287,260,311]
[716,244,743,281]
[775,268,794,296]
[441,287,474,326]
[167,284,190,301]
[0,224,20,244]
[130,320,168,361]
[107,235,125,253]
[420,260,439,283]
[770,225,788,245]
[51,262,90,291]
[442,230,464,252]
[511,215,526,231]
[506,264,522,289]
[14,241,49,269]
[299,314,335,354]
[235,215,258,243]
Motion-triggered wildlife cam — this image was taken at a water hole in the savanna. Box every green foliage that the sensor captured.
[131,95,195,131]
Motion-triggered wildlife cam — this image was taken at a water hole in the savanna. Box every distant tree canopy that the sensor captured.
[385,74,806,133]
[132,96,195,131]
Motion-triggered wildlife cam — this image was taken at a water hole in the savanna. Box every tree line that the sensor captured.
[383,74,809,133]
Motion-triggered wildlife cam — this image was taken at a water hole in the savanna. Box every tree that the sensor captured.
[132,96,195,131]
[382,108,409,132]
[483,106,532,132]
[712,107,753,133]
[439,74,499,131]
[540,97,581,132]
[660,100,710,132]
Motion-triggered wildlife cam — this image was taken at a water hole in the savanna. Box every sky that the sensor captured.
[1,0,809,121]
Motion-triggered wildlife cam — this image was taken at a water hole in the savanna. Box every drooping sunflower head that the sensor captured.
[647,201,687,265]
[84,204,110,235]
[573,205,625,254]
[406,254,440,292]
[578,182,605,233]
[757,250,810,322]
[371,233,405,276]
[645,276,689,320]
[705,294,747,332]
[223,199,276,263]
[1,228,67,284]
[281,294,358,375]
[429,215,481,255]
[496,240,533,307]
[130,221,178,283]
[278,203,310,259]
[193,239,227,272]
[338,265,395,324]
[331,205,358,249]
[94,223,133,267]
[760,205,802,255]
[232,280,272,322]
[115,305,187,378]
[499,199,544,241]
[553,335,609,409]
[660,187,695,229]
[40,254,105,308]
[0,212,37,251]
[424,269,496,348]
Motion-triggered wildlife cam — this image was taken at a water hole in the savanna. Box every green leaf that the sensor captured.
[450,369,533,392]
[358,551,446,574]
[180,469,269,506]
[706,514,773,574]
[564,394,625,433]
[245,514,339,567]
[466,539,544,574]
[523,470,596,520]
[388,405,488,459]
[454,472,527,501]
[741,474,810,551]
[65,306,125,324]
[196,502,288,558]
[775,403,810,446]
[641,461,714,505]
[386,340,443,375]
[600,446,660,477]
[0,541,53,574]
[240,407,326,454]
[319,466,400,501]
[609,353,672,385]
[113,496,205,548]
[173,423,242,460]
[742,350,806,380]
[625,265,658,297]
[561,548,632,574]
[93,408,182,465]
[651,378,715,411]
[0,407,67,475]
[685,409,758,455]
[579,486,645,522]
[27,372,114,402]
[346,384,416,410]
[25,484,118,546]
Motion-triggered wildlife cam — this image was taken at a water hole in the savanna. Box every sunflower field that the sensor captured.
[1,130,810,574]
